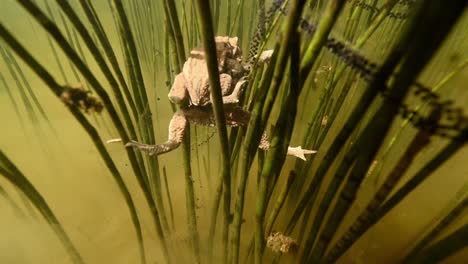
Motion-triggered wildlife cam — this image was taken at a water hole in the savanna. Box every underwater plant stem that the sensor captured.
[299,0,346,80]
[260,0,306,126]
[327,129,468,262]
[311,109,434,262]
[227,49,276,262]
[255,31,301,264]
[321,0,468,260]
[180,130,201,263]
[0,152,84,264]
[78,0,139,124]
[162,166,176,230]
[111,1,173,247]
[56,0,140,152]
[0,21,153,264]
[229,0,305,263]
[264,170,296,236]
[194,0,232,262]
[164,0,186,66]
[307,1,467,261]
[403,195,468,262]
[405,223,468,264]
[162,4,201,263]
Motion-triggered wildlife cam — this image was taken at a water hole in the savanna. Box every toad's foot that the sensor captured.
[222,76,249,105]
[125,140,180,156]
[258,49,274,63]
[259,133,316,161]
[126,109,188,156]
[287,146,317,161]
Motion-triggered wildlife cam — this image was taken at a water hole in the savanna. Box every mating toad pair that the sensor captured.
[125,36,315,160]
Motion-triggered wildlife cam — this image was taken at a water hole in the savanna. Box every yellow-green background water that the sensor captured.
[1,1,467,263]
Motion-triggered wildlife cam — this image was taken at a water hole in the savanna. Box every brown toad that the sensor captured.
[167,36,247,107]
[125,36,315,160]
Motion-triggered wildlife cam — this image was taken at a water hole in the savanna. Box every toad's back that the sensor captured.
[183,55,211,106]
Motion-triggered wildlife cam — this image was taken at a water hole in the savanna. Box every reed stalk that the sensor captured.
[77,0,138,124]
[0,46,39,124]
[321,1,468,261]
[230,0,306,262]
[305,1,466,261]
[255,31,301,264]
[300,0,346,79]
[164,0,186,66]
[403,194,468,262]
[285,0,425,240]
[110,1,172,246]
[405,223,468,263]
[162,1,203,262]
[0,22,151,264]
[0,71,28,136]
[2,0,467,263]
[1,46,50,126]
[55,0,138,149]
[334,126,468,261]
[0,151,84,264]
[313,109,436,262]
[194,1,233,262]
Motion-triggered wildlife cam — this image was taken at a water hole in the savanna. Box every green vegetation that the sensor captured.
[0,0,467,263]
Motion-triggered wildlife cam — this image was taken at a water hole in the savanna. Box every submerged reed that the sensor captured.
[0,0,467,263]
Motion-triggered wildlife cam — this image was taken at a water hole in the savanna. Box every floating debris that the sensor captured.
[106,138,123,144]
[266,232,298,254]
[60,84,103,114]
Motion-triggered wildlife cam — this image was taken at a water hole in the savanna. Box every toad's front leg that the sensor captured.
[126,110,188,156]
[220,75,248,105]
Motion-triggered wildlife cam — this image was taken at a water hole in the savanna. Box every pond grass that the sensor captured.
[1,0,467,263]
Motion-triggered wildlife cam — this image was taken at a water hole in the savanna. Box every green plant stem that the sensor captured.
[162,166,176,230]
[180,132,201,262]
[161,0,201,262]
[194,1,233,262]
[323,117,434,263]
[313,110,434,262]
[229,0,306,262]
[299,0,346,80]
[110,1,171,245]
[0,152,84,264]
[327,128,468,262]
[306,1,466,261]
[243,169,296,264]
[17,0,173,258]
[285,0,431,242]
[403,195,468,262]
[405,223,468,264]
[0,20,151,264]
[320,0,468,260]
[78,0,138,124]
[264,170,296,236]
[55,0,139,153]
[255,31,301,264]
[164,0,186,66]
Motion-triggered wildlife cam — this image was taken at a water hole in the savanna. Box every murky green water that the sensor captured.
[1,1,467,263]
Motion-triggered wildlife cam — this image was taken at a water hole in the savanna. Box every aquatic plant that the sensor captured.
[0,0,467,263]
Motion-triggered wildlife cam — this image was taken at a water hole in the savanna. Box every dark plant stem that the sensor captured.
[403,195,468,262]
[0,21,150,264]
[230,0,306,262]
[321,0,468,261]
[0,151,84,264]
[405,223,468,264]
[255,31,301,264]
[194,1,232,262]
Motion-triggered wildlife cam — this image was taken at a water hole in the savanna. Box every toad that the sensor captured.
[125,36,315,160]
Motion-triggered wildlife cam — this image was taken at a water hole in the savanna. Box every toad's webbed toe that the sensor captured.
[126,110,188,156]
